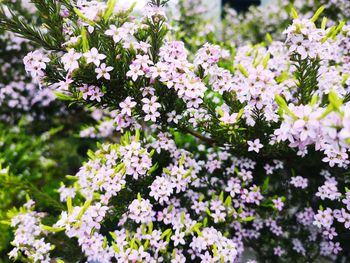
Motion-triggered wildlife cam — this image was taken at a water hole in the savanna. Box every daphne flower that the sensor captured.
[272,197,284,211]
[274,246,285,256]
[95,63,113,80]
[171,230,185,247]
[61,49,81,72]
[290,176,308,189]
[314,208,334,229]
[247,139,263,153]
[142,96,161,114]
[323,227,338,240]
[127,64,144,81]
[128,198,155,224]
[220,112,238,125]
[316,181,341,201]
[119,97,136,116]
[84,48,106,67]
[144,111,160,122]
[105,25,122,43]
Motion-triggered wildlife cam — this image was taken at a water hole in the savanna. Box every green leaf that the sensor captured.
[321,17,328,30]
[203,217,208,227]
[328,90,343,111]
[275,95,297,119]
[112,242,120,253]
[262,52,270,69]
[147,163,158,175]
[42,225,65,233]
[219,191,224,202]
[73,8,96,26]
[179,154,185,166]
[115,163,125,174]
[276,71,288,84]
[311,5,325,23]
[189,223,202,235]
[265,33,273,44]
[163,168,171,175]
[53,91,75,101]
[180,212,185,224]
[224,196,232,207]
[240,216,256,222]
[262,176,270,194]
[66,175,78,181]
[160,229,172,239]
[104,0,117,21]
[236,64,249,78]
[236,108,244,121]
[0,220,11,226]
[342,74,350,85]
[167,205,174,213]
[148,221,153,234]
[134,129,140,143]
[290,7,298,19]
[77,199,92,220]
[310,95,319,106]
[66,197,73,214]
[206,208,212,216]
[81,27,89,53]
[213,243,218,257]
[217,108,224,117]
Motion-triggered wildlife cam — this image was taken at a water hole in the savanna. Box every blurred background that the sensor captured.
[120,0,274,14]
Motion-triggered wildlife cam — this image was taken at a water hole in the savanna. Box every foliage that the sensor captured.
[0,0,350,262]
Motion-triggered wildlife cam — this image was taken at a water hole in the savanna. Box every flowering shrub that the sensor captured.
[223,0,350,46]
[0,0,350,262]
[0,0,64,124]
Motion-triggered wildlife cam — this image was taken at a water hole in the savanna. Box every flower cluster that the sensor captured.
[2,0,350,262]
[9,200,52,262]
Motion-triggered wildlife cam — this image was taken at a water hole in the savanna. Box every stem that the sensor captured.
[182,127,216,145]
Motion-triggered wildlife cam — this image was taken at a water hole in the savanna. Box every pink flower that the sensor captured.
[84,48,106,67]
[247,139,263,153]
[95,63,113,80]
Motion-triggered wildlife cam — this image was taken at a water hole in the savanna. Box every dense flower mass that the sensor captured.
[9,200,52,262]
[1,0,350,262]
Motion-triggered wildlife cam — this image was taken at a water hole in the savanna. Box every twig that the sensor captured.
[182,127,216,146]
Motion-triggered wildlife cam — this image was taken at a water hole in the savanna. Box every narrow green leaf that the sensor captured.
[73,8,96,26]
[311,5,325,23]
[265,33,273,44]
[53,91,74,101]
[291,7,298,19]
[321,17,328,30]
[81,27,89,53]
[66,197,72,214]
[77,199,92,220]
[104,0,117,21]
[237,64,249,78]
[42,225,65,233]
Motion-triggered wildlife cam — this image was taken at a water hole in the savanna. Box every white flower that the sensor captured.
[61,49,81,72]
[119,97,137,116]
[84,47,106,67]
[95,63,113,80]
[220,112,238,125]
[127,64,144,81]
[141,96,161,113]
[247,139,264,153]
[171,230,185,247]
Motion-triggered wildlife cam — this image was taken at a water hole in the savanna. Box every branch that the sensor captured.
[182,127,216,146]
